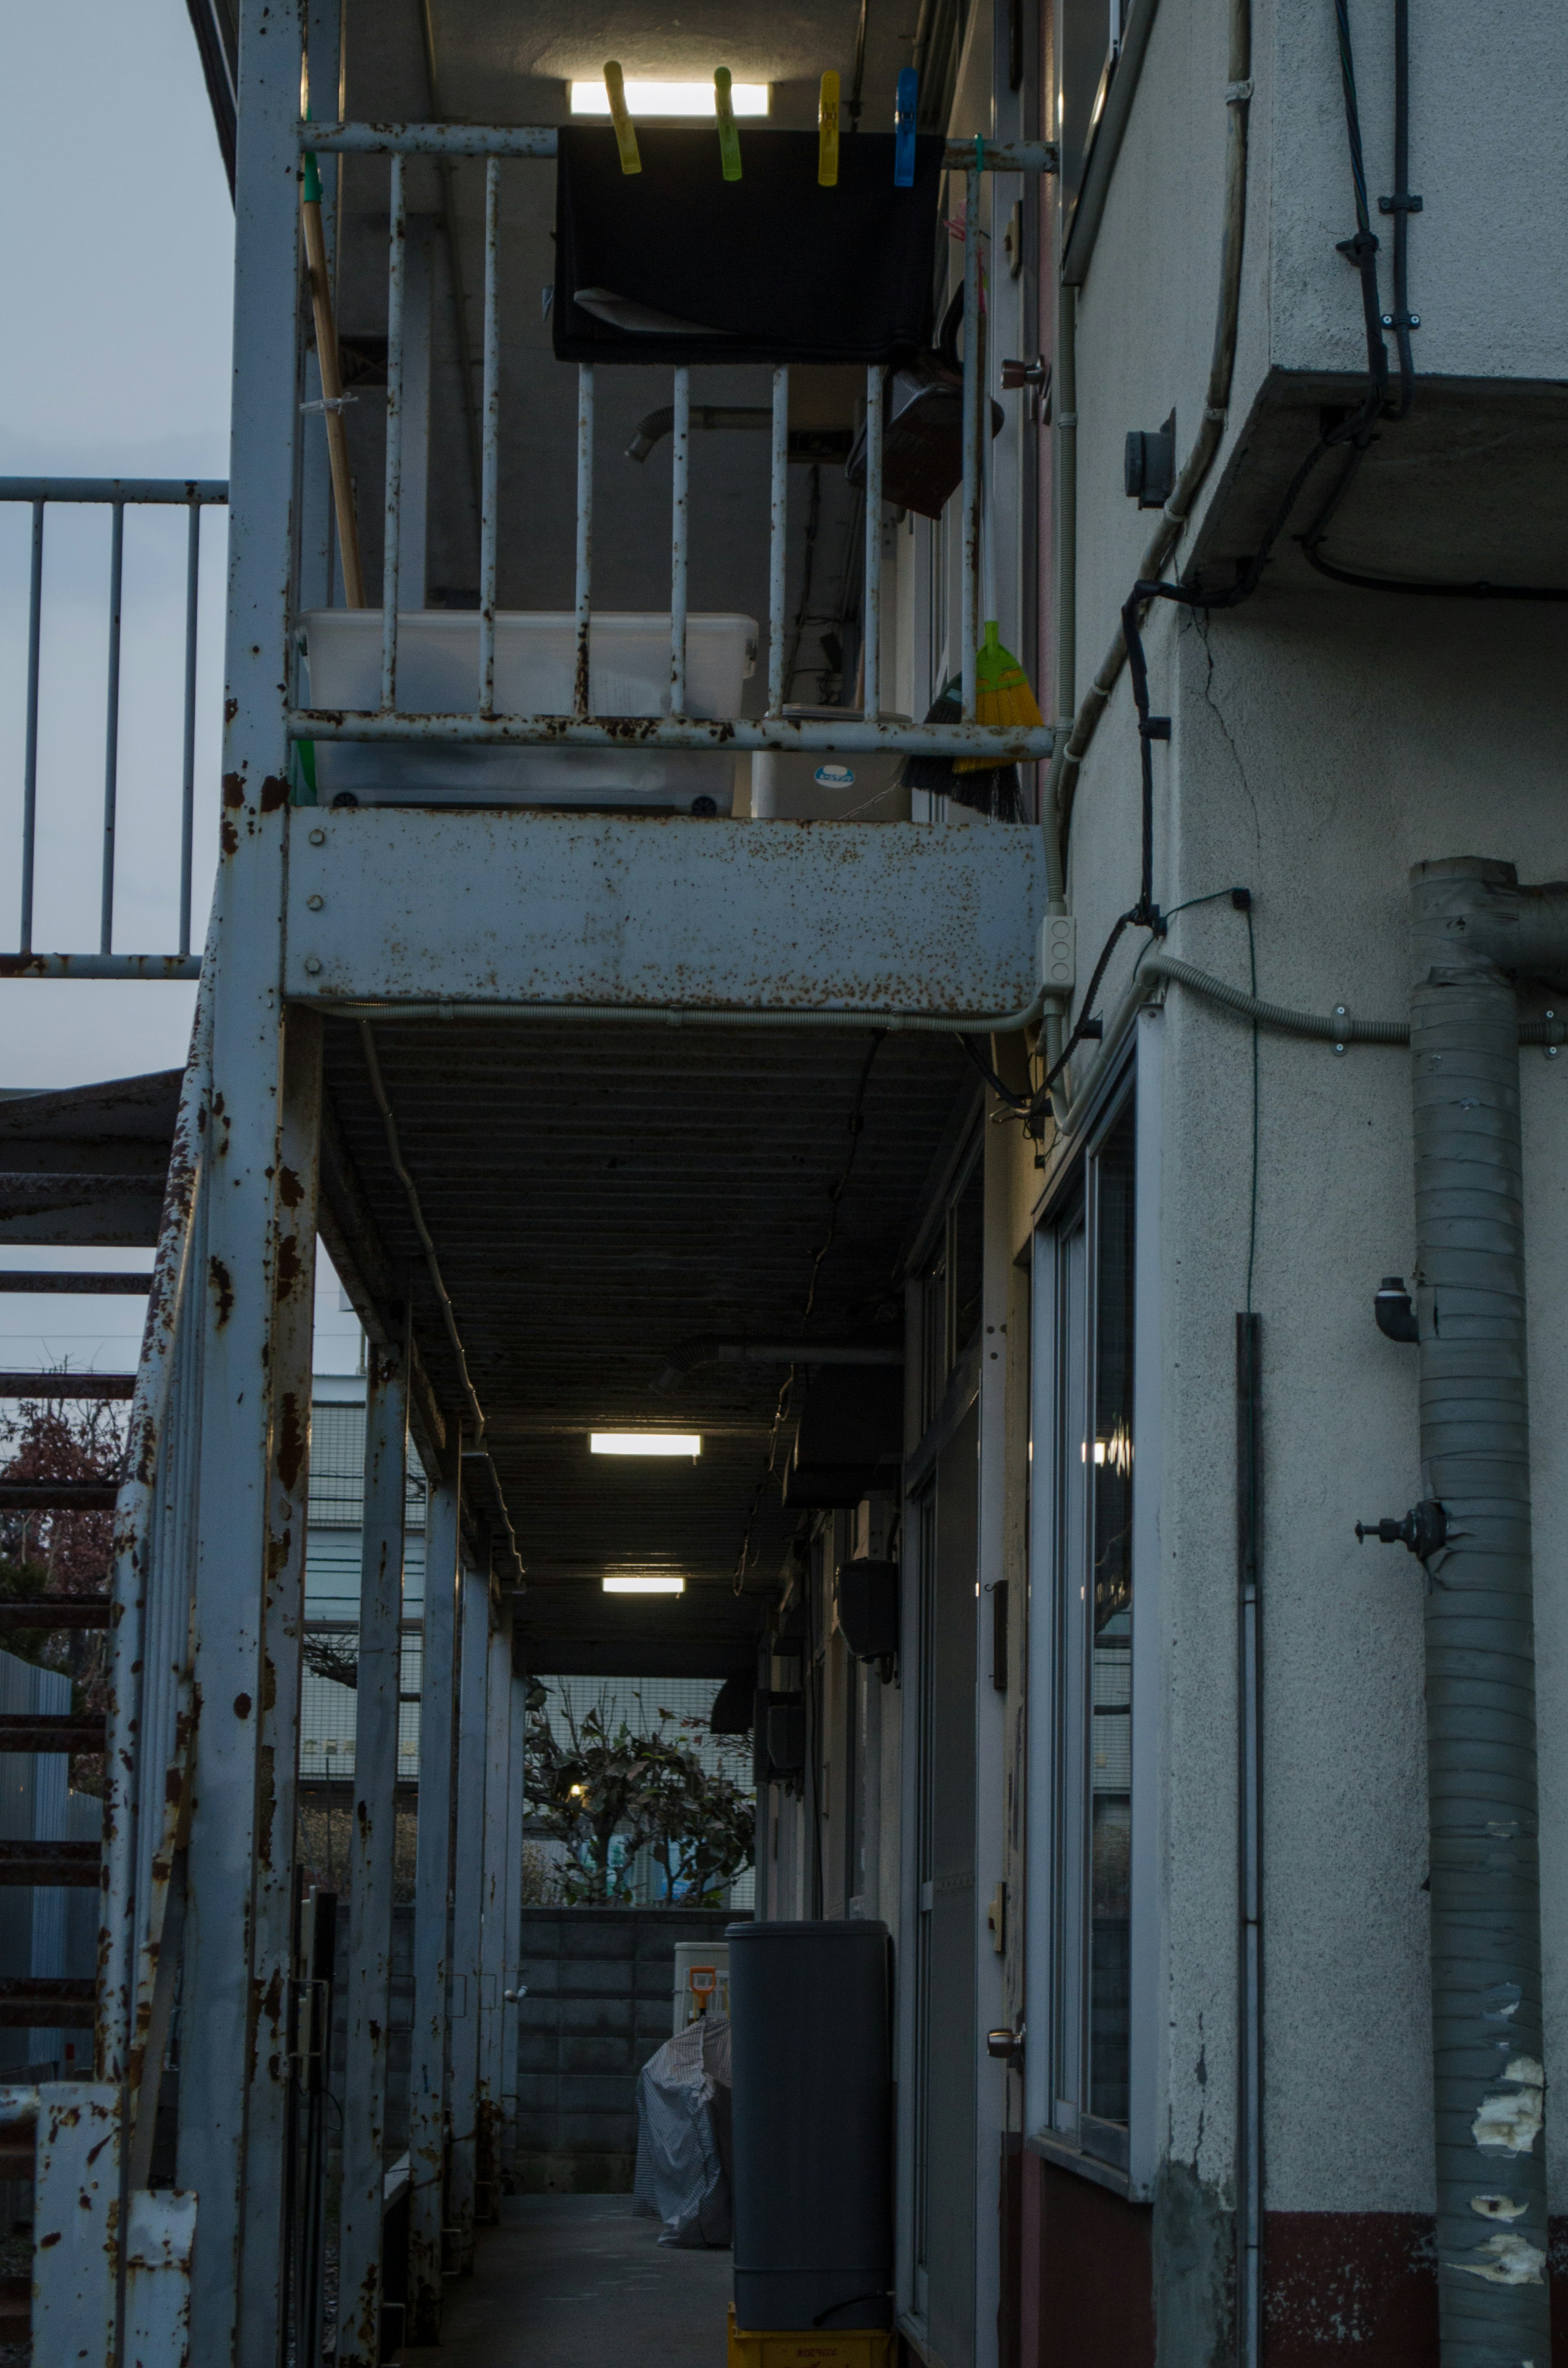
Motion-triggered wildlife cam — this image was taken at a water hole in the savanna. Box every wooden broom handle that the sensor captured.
[301,185,366,609]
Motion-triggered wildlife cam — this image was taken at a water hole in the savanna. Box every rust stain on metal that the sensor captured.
[209,1255,234,1327]
[274,1227,304,1304]
[233,1692,252,1720]
[225,696,238,723]
[277,1161,305,1211]
[259,773,289,814]
[276,1389,306,1493]
[222,772,245,808]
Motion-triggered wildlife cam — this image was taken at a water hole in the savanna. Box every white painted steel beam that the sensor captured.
[285,811,1047,1015]
[407,1454,462,2341]
[336,1340,410,2368]
[178,4,311,2358]
[33,2085,120,2359]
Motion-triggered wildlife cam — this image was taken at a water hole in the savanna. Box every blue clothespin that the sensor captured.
[895,67,918,186]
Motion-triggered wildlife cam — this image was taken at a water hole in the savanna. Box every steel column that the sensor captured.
[100,501,124,952]
[381,153,406,710]
[960,167,980,720]
[862,365,882,718]
[669,366,690,717]
[447,1561,490,2267]
[177,4,306,2357]
[236,1012,323,2353]
[574,365,594,717]
[336,1339,411,2368]
[476,1603,512,2220]
[478,157,501,715]
[178,499,201,955]
[406,1449,462,2341]
[766,367,788,718]
[19,499,42,954]
[500,1667,527,2189]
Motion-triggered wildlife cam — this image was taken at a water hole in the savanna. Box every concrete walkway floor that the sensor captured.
[399,2196,733,2368]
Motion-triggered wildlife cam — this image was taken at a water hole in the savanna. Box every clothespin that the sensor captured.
[818,70,840,185]
[604,61,641,174]
[715,67,742,180]
[894,66,918,186]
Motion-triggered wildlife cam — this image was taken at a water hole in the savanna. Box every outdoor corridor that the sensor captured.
[399,2196,733,2368]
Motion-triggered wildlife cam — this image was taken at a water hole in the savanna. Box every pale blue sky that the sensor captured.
[0,2,360,1373]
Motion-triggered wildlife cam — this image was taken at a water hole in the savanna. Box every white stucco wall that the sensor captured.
[1041,574,1568,2218]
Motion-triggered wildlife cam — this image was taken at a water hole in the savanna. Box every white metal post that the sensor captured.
[401,218,434,609]
[960,167,981,720]
[336,1340,410,2368]
[177,4,309,2359]
[447,1561,491,2267]
[766,366,789,718]
[574,364,594,716]
[501,1666,527,2190]
[407,1449,462,2341]
[670,365,690,717]
[380,152,406,710]
[477,1605,512,2218]
[478,156,500,715]
[236,1012,324,2353]
[863,365,884,718]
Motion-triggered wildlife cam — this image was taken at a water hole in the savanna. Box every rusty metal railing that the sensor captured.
[1,478,224,980]
[293,121,1057,765]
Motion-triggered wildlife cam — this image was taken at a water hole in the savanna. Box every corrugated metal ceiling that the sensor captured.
[320,1016,975,1666]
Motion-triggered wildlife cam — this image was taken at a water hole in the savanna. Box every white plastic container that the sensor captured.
[750,705,911,821]
[300,609,756,811]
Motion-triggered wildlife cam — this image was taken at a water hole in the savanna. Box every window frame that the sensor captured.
[1024,1011,1163,2197]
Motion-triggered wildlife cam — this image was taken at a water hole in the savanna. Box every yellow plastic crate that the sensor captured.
[727,2305,895,2368]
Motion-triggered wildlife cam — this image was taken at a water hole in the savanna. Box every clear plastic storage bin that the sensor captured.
[300,609,757,811]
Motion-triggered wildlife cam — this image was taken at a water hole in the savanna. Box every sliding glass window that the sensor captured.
[1035,1086,1138,2169]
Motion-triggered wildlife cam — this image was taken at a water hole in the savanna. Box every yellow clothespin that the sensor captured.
[818,70,840,185]
[715,67,742,179]
[604,61,641,174]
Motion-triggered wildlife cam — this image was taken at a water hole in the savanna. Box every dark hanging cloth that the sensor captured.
[552,126,945,367]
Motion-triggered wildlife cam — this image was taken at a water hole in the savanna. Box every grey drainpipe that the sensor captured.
[1408,857,1568,2363]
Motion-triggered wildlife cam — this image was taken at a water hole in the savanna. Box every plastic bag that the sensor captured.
[633,2011,733,2248]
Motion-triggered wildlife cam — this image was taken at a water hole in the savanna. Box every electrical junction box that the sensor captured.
[1040,913,1076,993]
[834,1560,900,1661]
[673,1942,731,2032]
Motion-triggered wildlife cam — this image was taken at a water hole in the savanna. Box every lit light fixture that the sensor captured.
[602,1574,686,1594]
[569,1782,585,1795]
[590,1432,701,1458]
[570,78,770,117]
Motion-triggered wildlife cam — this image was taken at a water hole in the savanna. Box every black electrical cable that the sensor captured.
[847,0,870,128]
[959,1033,1029,1110]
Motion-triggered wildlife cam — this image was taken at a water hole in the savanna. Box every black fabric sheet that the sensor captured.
[553,126,944,366]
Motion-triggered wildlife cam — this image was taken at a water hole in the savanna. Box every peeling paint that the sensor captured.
[1473,2058,1545,2154]
[1471,2193,1528,2220]
[259,773,289,813]
[1452,2232,1545,2286]
[209,1255,235,1327]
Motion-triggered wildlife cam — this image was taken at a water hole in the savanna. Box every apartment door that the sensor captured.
[914,1402,978,2368]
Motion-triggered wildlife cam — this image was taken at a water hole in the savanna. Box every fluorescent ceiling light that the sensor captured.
[603,1574,686,1594]
[590,1432,702,1457]
[570,78,770,117]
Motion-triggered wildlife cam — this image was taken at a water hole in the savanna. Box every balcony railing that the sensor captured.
[2,478,225,980]
[292,122,1058,767]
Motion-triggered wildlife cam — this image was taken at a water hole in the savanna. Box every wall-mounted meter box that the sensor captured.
[674,1942,731,2033]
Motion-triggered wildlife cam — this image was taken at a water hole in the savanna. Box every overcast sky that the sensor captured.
[0,2,360,1375]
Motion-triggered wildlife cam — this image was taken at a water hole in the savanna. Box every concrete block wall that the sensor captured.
[512,1907,742,2192]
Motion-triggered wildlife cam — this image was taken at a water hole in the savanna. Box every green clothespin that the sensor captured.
[715,67,742,180]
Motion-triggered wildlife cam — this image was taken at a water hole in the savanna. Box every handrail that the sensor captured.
[300,120,1058,173]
